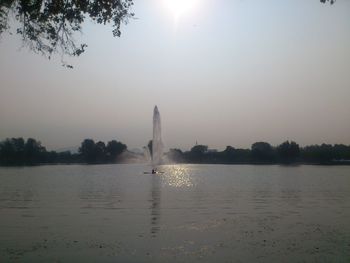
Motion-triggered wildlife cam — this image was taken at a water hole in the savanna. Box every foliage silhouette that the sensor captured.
[0,137,46,165]
[186,145,208,163]
[167,141,349,165]
[300,144,340,164]
[0,137,126,165]
[0,0,133,67]
[1,137,349,166]
[221,146,251,164]
[107,140,127,162]
[79,139,97,163]
[277,141,300,163]
[79,138,126,164]
[251,142,275,163]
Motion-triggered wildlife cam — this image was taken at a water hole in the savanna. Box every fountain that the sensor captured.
[152,106,163,166]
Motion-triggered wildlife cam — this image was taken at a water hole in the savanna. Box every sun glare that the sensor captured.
[163,0,198,21]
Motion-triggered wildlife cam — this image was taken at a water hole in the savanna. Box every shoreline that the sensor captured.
[1,161,350,167]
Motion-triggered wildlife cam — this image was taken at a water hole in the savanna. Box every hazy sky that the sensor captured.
[0,0,349,151]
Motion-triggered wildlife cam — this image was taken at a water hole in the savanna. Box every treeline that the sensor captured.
[0,138,126,166]
[1,138,350,166]
[167,141,350,165]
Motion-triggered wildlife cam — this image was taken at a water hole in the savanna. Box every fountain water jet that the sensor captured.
[152,106,163,166]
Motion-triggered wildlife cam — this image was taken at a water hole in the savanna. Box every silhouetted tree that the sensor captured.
[51,151,79,164]
[44,151,57,163]
[223,146,236,163]
[0,0,134,66]
[106,140,126,162]
[0,137,129,165]
[167,148,184,162]
[0,139,16,165]
[79,139,96,163]
[277,141,300,163]
[78,138,126,164]
[24,138,46,164]
[222,146,251,163]
[12,137,25,163]
[0,137,46,165]
[333,144,350,160]
[187,145,208,163]
[95,141,107,163]
[235,149,251,163]
[190,145,208,155]
[251,142,275,163]
[301,144,335,164]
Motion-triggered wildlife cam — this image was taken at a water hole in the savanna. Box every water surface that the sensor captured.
[0,164,349,262]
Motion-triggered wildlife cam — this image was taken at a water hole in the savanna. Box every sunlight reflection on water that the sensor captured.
[161,165,195,188]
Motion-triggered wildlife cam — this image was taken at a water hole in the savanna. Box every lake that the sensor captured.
[0,164,349,262]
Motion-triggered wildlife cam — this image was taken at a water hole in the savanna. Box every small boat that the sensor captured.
[143,169,164,175]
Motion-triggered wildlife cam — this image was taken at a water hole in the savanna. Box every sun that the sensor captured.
[163,0,198,21]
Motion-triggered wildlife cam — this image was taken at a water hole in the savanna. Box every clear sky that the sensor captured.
[0,0,349,151]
